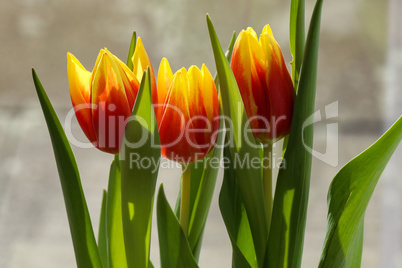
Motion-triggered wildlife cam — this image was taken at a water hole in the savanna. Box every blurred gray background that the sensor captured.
[0,0,401,267]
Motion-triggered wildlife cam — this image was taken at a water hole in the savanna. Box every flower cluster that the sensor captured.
[67,26,293,160]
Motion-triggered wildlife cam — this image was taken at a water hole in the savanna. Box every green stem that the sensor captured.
[180,166,191,237]
[263,144,273,232]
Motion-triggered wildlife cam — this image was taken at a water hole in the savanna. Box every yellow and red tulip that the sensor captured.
[157,58,219,163]
[231,25,294,144]
[67,49,140,154]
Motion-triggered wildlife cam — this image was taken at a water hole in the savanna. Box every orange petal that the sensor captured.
[67,52,97,146]
[156,58,173,124]
[159,65,219,163]
[91,51,132,154]
[260,31,294,142]
[231,30,266,129]
[132,37,157,104]
[159,70,193,162]
[108,49,140,109]
[67,52,92,106]
[200,64,218,123]
[188,65,219,156]
[157,58,173,105]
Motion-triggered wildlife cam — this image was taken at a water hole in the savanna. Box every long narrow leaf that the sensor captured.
[98,190,108,267]
[32,69,102,268]
[215,32,256,267]
[266,0,324,266]
[126,31,137,71]
[187,116,224,258]
[120,69,160,268]
[319,116,402,267]
[219,143,255,268]
[106,156,127,267]
[290,0,305,90]
[207,15,268,268]
[283,0,305,155]
[157,185,199,268]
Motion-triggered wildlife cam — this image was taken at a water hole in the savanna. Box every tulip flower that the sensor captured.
[231,25,295,231]
[231,25,294,144]
[67,49,140,154]
[157,58,219,236]
[157,58,219,164]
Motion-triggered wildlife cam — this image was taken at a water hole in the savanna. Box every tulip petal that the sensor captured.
[262,24,274,38]
[157,58,174,125]
[187,66,208,151]
[159,64,219,163]
[260,33,294,141]
[201,64,220,149]
[231,25,294,143]
[132,37,157,104]
[188,65,219,154]
[159,70,194,162]
[91,51,132,154]
[157,58,173,106]
[231,30,266,131]
[67,52,97,146]
[109,50,140,109]
[246,27,258,40]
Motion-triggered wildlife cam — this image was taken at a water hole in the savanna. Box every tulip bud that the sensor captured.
[157,59,219,163]
[67,49,139,154]
[231,25,294,144]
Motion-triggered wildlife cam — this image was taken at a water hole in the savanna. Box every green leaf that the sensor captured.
[191,223,206,262]
[319,116,402,268]
[289,0,305,90]
[106,155,127,267]
[98,190,108,267]
[219,143,255,268]
[285,0,305,155]
[157,184,199,268]
[213,32,255,267]
[207,15,268,268]
[120,69,160,268]
[126,31,137,71]
[265,0,324,267]
[214,32,237,87]
[32,69,102,268]
[187,116,225,260]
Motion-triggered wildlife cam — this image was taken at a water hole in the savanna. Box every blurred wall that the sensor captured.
[0,0,400,267]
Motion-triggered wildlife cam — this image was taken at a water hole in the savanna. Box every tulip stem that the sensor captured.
[263,144,273,232]
[180,165,191,237]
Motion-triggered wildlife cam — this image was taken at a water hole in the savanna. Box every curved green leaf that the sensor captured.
[126,31,137,71]
[207,15,268,268]
[284,0,306,155]
[157,184,199,268]
[187,116,224,259]
[319,116,402,267]
[120,69,160,268]
[266,0,324,266]
[219,144,255,268]
[32,69,102,268]
[290,0,305,90]
[106,156,127,267]
[216,33,255,267]
[98,190,108,267]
